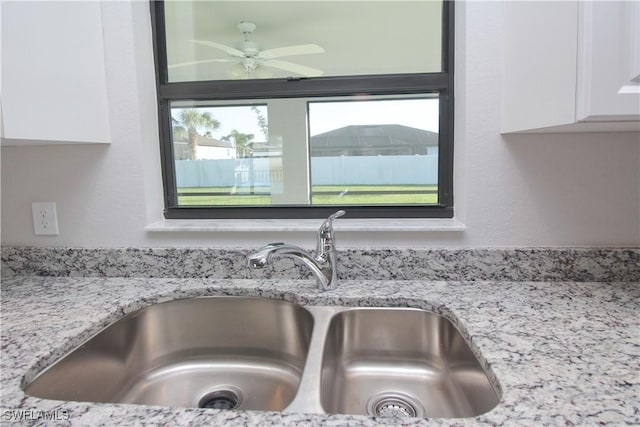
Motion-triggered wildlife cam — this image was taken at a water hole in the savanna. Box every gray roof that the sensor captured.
[310,124,438,156]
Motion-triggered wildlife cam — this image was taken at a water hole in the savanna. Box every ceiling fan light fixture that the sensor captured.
[241,57,258,71]
[230,57,272,79]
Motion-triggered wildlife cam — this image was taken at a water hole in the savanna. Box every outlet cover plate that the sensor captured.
[32,202,59,236]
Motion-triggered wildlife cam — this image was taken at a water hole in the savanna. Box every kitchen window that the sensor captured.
[151,0,454,219]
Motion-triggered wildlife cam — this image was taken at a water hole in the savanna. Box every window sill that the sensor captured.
[145,218,466,233]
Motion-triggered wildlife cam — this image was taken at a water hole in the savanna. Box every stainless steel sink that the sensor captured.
[319,308,500,418]
[24,299,500,419]
[24,297,314,411]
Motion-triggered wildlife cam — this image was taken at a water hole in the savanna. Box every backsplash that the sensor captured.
[2,247,638,282]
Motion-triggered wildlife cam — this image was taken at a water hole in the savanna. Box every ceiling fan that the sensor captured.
[169,21,325,79]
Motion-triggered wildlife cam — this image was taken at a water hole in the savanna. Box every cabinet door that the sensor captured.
[576,1,640,122]
[501,1,579,133]
[1,1,111,145]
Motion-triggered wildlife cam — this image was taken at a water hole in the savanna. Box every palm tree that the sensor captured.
[251,106,268,140]
[223,130,255,158]
[172,109,220,160]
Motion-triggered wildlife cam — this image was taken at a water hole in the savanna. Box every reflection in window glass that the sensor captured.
[153,0,454,218]
[308,98,439,206]
[170,104,275,206]
[164,1,442,82]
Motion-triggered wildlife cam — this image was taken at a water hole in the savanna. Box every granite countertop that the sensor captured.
[1,276,638,426]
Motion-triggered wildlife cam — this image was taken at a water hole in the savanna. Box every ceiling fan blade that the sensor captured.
[263,59,324,77]
[189,40,245,57]
[168,58,233,69]
[259,44,325,59]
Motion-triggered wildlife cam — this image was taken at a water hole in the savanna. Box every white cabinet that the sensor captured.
[501,1,640,133]
[1,1,111,145]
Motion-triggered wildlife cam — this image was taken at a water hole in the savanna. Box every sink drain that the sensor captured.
[198,386,243,410]
[366,392,424,418]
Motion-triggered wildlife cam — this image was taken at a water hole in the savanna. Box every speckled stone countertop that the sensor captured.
[1,276,638,426]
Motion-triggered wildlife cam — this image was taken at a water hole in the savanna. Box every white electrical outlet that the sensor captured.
[32,202,59,236]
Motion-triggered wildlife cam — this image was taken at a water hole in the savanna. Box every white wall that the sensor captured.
[1,1,639,249]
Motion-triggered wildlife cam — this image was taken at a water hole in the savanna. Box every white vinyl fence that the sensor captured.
[175,155,438,188]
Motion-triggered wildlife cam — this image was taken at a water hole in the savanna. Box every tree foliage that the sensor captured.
[251,106,268,140]
[222,130,255,158]
[172,109,220,160]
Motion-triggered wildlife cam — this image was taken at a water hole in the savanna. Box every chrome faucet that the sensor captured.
[247,210,346,291]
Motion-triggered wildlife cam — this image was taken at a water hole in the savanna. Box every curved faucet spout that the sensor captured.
[247,243,332,290]
[246,210,345,291]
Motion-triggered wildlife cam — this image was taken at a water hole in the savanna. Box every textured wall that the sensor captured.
[1,1,639,248]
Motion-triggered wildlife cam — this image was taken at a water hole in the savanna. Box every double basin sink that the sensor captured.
[24,297,501,419]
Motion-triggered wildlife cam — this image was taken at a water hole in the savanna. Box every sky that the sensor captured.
[309,98,439,135]
[173,98,439,142]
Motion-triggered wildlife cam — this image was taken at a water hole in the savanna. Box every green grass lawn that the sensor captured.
[177,185,438,206]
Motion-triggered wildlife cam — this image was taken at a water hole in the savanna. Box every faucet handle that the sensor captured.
[318,210,346,244]
[327,209,346,224]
